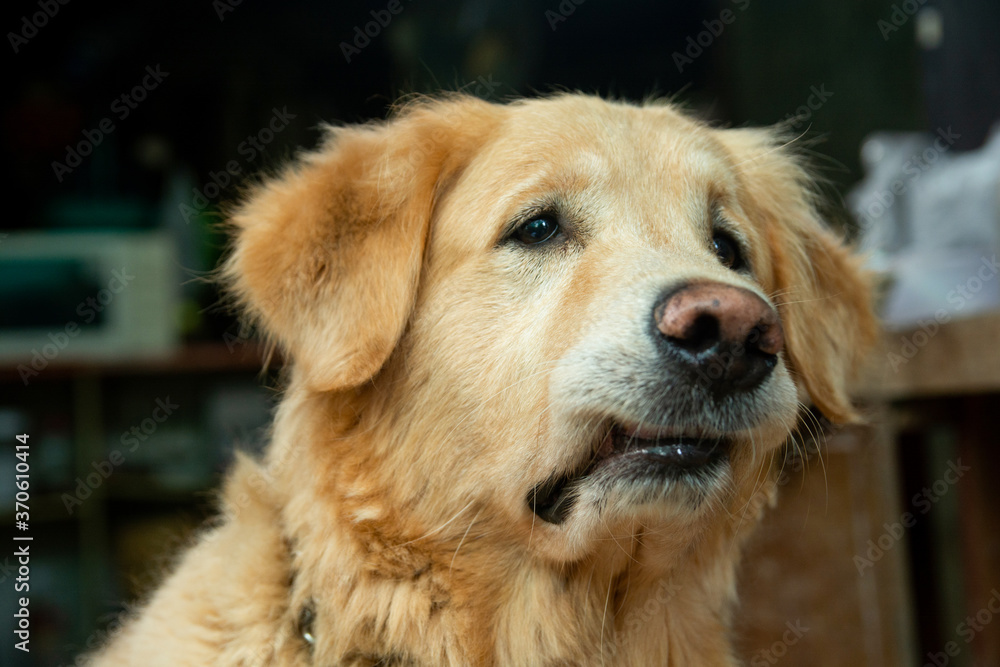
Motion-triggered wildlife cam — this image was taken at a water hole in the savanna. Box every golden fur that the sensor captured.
[89,94,876,666]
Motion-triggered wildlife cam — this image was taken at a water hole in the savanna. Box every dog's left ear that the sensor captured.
[222,96,502,392]
[720,129,878,423]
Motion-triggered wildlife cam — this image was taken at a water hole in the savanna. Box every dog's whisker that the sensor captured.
[767,285,801,299]
[449,508,483,574]
[775,293,843,307]
[600,575,614,666]
[795,399,832,514]
[396,499,477,547]
[599,514,642,566]
[615,528,636,617]
[732,126,811,170]
[729,430,772,547]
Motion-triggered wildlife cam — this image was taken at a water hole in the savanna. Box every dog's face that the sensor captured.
[225,95,875,566]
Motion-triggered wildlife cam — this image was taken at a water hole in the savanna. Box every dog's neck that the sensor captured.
[262,387,760,666]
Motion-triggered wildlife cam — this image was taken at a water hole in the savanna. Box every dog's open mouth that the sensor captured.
[528,422,733,524]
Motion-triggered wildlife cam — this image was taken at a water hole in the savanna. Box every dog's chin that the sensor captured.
[528,421,734,525]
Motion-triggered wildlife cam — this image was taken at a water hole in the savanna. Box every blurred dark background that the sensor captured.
[1,1,999,665]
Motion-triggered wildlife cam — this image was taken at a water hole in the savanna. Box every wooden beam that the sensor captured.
[856,313,1000,399]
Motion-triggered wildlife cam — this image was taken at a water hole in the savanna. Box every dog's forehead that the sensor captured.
[484,99,738,203]
[439,97,745,246]
[499,96,732,168]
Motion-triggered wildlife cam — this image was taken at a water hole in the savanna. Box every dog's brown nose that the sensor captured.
[654,283,784,393]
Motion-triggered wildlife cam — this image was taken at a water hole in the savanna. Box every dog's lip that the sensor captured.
[528,419,733,524]
[595,421,731,469]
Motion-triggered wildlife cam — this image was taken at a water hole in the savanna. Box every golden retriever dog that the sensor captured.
[90,93,876,666]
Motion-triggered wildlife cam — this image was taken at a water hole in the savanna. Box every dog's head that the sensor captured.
[224,94,876,564]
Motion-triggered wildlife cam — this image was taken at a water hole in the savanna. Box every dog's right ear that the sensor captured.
[222,96,501,392]
[717,128,878,424]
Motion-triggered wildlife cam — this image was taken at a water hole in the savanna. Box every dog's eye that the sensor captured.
[712,231,744,270]
[513,216,561,246]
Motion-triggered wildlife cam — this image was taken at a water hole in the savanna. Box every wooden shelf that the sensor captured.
[0,342,280,383]
[857,312,1000,400]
